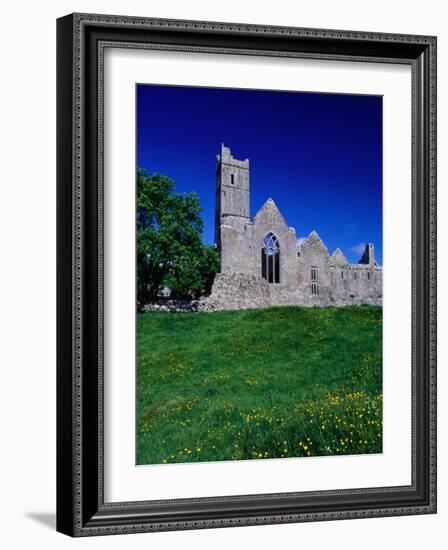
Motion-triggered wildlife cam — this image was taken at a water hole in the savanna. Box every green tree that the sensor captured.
[137,169,219,308]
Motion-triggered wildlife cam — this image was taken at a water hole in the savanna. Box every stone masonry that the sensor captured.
[144,144,382,312]
[207,144,382,310]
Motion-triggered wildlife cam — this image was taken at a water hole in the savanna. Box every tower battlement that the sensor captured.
[215,145,250,255]
[216,143,249,169]
[359,243,377,266]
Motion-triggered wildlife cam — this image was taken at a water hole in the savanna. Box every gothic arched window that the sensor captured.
[261,233,280,283]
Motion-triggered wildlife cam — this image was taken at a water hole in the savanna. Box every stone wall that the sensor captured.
[205,273,382,310]
[143,299,202,313]
[143,271,382,313]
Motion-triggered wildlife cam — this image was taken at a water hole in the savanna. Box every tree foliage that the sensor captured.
[137,169,219,307]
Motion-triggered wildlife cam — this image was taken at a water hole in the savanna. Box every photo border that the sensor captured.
[56,13,436,536]
[105,52,411,500]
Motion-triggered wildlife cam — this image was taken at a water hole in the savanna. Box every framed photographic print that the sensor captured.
[56,13,437,536]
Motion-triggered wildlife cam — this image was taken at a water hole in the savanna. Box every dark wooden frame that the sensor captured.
[57,13,437,537]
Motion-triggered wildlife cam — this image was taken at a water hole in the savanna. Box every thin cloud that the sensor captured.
[350,242,366,257]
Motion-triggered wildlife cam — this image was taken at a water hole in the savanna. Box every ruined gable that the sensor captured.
[329,248,348,267]
[253,198,290,232]
[299,231,330,266]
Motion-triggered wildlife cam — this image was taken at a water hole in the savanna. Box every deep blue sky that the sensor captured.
[137,85,382,265]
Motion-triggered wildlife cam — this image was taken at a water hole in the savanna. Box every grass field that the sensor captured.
[137,306,382,465]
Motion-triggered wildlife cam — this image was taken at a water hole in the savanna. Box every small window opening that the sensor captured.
[231,174,235,185]
[310,267,318,295]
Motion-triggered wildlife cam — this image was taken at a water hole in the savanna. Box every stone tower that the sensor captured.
[359,243,377,266]
[214,144,250,251]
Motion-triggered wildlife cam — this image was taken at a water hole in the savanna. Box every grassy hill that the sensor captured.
[137,306,382,464]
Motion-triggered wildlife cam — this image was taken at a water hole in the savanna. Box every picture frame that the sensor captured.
[56,13,437,536]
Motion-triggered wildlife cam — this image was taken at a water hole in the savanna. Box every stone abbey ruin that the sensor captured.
[145,144,382,312]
